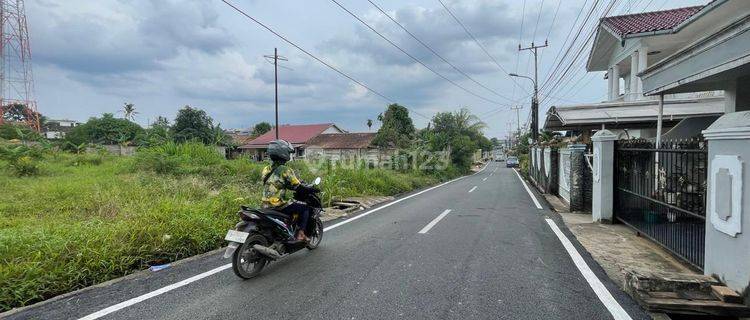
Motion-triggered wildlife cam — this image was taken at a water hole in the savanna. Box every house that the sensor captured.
[305,132,394,165]
[43,119,81,139]
[238,123,345,160]
[544,4,728,139]
[634,0,750,293]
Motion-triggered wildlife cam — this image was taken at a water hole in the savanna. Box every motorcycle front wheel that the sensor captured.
[306,218,324,250]
[232,234,268,279]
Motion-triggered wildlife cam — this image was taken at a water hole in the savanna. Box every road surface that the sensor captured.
[5,162,648,320]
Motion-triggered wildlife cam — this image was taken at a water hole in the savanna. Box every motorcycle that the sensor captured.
[223,177,324,279]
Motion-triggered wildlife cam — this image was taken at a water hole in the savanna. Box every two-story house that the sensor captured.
[544,4,726,140]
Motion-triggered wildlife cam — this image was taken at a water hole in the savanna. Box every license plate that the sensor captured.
[225,230,249,243]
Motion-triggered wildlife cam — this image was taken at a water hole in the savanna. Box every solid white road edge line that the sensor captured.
[78,264,232,320]
[512,168,542,209]
[545,219,633,320]
[468,186,477,193]
[418,209,452,234]
[77,164,490,320]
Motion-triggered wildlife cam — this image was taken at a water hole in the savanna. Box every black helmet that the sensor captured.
[267,139,294,162]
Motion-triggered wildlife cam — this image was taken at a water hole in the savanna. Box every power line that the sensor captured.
[511,0,527,102]
[330,0,511,106]
[436,0,530,95]
[531,0,546,41]
[365,0,514,102]
[538,0,593,90]
[542,0,622,99]
[545,0,563,40]
[219,0,434,119]
[540,0,602,93]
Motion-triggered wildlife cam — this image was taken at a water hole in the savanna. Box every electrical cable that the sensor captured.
[330,0,511,106]
[220,0,432,119]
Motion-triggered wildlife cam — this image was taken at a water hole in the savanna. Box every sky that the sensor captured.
[26,0,707,139]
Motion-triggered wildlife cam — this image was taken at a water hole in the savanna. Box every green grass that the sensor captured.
[0,143,459,312]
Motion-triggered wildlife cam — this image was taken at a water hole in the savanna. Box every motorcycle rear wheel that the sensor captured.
[232,234,268,279]
[306,218,324,250]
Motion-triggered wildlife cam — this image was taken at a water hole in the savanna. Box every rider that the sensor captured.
[261,139,311,242]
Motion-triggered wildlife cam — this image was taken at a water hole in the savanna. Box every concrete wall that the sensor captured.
[702,111,750,294]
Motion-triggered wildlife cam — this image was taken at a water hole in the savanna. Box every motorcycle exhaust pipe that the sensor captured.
[252,244,282,260]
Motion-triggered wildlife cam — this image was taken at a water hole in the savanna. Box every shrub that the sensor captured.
[9,156,39,176]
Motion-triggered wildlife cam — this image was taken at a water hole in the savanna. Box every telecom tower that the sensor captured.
[0,0,39,131]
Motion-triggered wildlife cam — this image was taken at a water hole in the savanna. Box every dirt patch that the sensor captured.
[321,196,394,222]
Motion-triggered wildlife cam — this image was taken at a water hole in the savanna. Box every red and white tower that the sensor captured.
[0,0,39,131]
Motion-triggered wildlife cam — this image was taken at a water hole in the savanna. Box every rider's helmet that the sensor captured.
[267,139,294,163]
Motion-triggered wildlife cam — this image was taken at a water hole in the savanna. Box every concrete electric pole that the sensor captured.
[515,40,548,143]
[264,48,288,140]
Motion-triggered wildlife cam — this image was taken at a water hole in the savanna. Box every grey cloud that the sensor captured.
[29,0,232,75]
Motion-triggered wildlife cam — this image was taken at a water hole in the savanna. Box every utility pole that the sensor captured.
[518,40,548,143]
[510,106,522,133]
[264,48,288,140]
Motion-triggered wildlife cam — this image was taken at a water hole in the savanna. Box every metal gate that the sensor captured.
[614,139,707,269]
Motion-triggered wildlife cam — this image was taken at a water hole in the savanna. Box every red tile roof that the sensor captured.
[228,133,255,146]
[602,5,704,37]
[241,123,336,148]
[307,133,377,149]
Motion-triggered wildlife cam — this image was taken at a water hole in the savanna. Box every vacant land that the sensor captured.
[0,142,458,312]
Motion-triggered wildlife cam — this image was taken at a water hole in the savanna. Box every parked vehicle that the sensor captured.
[224,177,325,279]
[506,156,519,168]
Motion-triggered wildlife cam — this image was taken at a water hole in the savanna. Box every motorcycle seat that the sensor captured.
[240,206,292,220]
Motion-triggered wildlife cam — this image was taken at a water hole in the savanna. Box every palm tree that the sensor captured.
[121,103,138,121]
[366,119,373,131]
[454,107,486,133]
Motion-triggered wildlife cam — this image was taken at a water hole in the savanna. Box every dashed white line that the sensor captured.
[512,169,542,209]
[418,209,452,234]
[77,169,479,320]
[482,177,488,181]
[468,186,477,193]
[545,219,633,320]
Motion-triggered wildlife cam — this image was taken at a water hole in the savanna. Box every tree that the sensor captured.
[136,117,171,147]
[65,113,144,145]
[372,103,415,148]
[153,116,170,128]
[425,108,491,171]
[209,124,232,146]
[171,106,214,144]
[251,122,272,138]
[366,119,373,131]
[121,103,138,121]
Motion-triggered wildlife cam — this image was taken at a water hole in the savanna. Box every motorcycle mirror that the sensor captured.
[313,177,322,186]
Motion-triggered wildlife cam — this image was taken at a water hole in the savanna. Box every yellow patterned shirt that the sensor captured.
[261,164,301,208]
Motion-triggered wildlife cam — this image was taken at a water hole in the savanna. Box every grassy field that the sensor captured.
[0,142,459,312]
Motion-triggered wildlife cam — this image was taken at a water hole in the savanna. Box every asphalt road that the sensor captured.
[5,162,649,320]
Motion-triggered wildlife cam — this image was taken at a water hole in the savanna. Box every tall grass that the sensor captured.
[0,144,459,312]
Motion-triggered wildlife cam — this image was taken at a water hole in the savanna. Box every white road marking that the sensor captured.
[490,173,494,177]
[418,209,452,234]
[512,169,542,209]
[545,219,633,320]
[324,176,465,232]
[468,186,477,193]
[482,177,488,181]
[77,166,483,320]
[78,264,231,320]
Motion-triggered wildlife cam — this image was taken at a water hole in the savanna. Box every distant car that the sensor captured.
[506,156,519,168]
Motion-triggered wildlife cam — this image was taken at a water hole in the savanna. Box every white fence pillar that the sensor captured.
[702,111,750,293]
[592,130,617,223]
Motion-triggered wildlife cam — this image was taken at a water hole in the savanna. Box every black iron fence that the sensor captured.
[614,139,707,269]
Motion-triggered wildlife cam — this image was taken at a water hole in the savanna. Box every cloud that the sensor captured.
[29,0,232,75]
